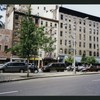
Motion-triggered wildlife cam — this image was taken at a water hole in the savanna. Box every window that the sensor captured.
[83,20,86,25]
[4,45,8,51]
[60,48,63,53]
[61,14,63,20]
[79,19,82,24]
[79,34,81,40]
[94,37,95,41]
[93,29,95,34]
[54,30,57,34]
[5,36,9,42]
[41,21,43,25]
[84,35,86,41]
[38,7,39,9]
[54,38,56,41]
[83,51,86,55]
[89,21,91,26]
[97,52,99,57]
[83,27,86,33]
[89,51,92,56]
[79,42,81,47]
[89,43,92,48]
[46,22,48,27]
[60,31,63,36]
[44,7,46,10]
[69,40,71,45]
[93,22,95,27]
[64,49,67,54]
[55,23,57,28]
[60,40,62,45]
[97,30,99,35]
[0,45,1,51]
[79,26,81,32]
[65,40,67,45]
[94,52,96,56]
[83,42,85,47]
[60,23,63,28]
[89,36,92,41]
[50,23,52,27]
[73,25,76,30]
[94,44,96,49]
[35,18,39,24]
[97,37,98,42]
[79,50,82,55]
[65,25,67,29]
[89,28,92,34]
[69,24,71,30]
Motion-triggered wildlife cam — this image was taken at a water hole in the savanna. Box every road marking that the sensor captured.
[0,91,18,95]
[92,79,100,82]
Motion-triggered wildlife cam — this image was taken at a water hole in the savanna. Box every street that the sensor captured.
[0,74,100,96]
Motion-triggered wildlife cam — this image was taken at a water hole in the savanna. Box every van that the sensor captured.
[42,62,66,72]
[0,62,27,73]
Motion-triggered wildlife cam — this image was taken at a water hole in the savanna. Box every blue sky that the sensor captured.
[0,4,100,23]
[63,4,100,17]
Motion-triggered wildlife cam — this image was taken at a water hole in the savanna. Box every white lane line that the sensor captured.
[0,91,18,95]
[92,79,100,82]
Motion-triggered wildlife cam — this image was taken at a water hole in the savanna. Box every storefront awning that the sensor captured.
[30,57,42,60]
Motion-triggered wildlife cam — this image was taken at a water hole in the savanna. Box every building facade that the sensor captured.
[5,5,100,62]
[5,5,59,60]
[58,7,100,62]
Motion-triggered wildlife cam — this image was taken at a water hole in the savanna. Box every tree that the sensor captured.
[65,56,73,64]
[86,56,97,65]
[81,53,87,64]
[81,54,98,65]
[42,35,56,58]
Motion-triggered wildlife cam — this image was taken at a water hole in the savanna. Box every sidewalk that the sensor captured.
[0,70,100,83]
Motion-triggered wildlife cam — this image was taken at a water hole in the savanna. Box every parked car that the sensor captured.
[41,62,66,72]
[81,66,98,72]
[0,62,27,73]
[28,63,39,73]
[66,65,73,71]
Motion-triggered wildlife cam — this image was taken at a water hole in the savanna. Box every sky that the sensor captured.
[0,4,100,23]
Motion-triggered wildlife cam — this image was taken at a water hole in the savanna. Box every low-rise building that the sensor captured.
[0,29,12,63]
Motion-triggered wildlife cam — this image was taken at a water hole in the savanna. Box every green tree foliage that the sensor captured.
[65,56,73,64]
[86,56,97,65]
[81,54,98,65]
[42,35,56,57]
[81,53,87,64]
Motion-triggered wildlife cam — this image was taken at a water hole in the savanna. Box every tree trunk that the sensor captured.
[27,58,30,77]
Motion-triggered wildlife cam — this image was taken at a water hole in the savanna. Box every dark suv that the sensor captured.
[0,62,27,73]
[42,62,66,72]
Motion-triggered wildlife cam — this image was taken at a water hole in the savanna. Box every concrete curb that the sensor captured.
[0,72,100,83]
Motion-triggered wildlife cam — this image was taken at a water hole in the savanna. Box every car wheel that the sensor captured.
[57,70,59,72]
[20,69,24,73]
[0,70,4,73]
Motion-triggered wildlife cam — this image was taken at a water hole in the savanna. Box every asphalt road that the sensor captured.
[0,74,100,96]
